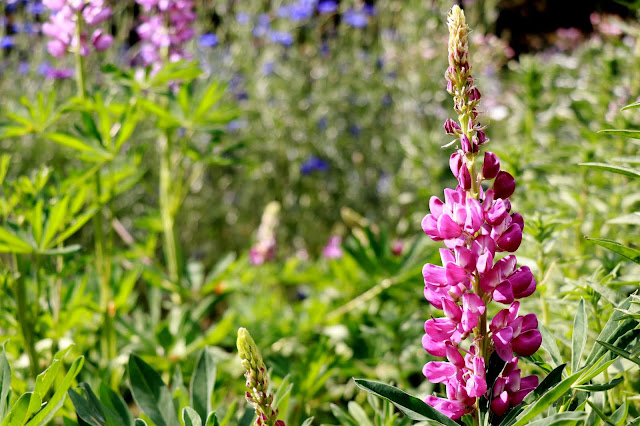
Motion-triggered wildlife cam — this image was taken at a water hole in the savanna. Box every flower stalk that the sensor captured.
[420,6,542,421]
[237,328,286,426]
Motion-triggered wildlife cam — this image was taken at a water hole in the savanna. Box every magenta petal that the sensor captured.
[482,151,500,180]
[511,212,524,229]
[446,343,466,368]
[422,333,447,357]
[423,263,447,285]
[423,361,457,383]
[460,134,472,153]
[520,375,539,391]
[445,262,468,285]
[509,389,532,406]
[429,196,444,217]
[497,224,523,252]
[442,298,463,322]
[512,329,542,357]
[486,199,508,226]
[491,391,510,417]
[493,281,515,304]
[494,171,516,199]
[479,267,501,293]
[465,199,484,234]
[438,214,462,239]
[493,327,514,361]
[509,266,535,296]
[424,396,466,420]
[450,152,463,177]
[463,292,485,314]
[425,318,456,341]
[458,165,472,190]
[422,215,441,240]
[466,374,487,398]
[520,313,539,332]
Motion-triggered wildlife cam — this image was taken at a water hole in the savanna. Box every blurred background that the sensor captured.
[1,0,640,423]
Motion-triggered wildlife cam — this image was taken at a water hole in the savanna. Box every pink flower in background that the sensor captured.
[42,0,113,58]
[420,6,540,420]
[135,0,196,72]
[322,236,343,259]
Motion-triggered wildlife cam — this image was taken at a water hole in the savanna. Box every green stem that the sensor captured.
[159,130,181,284]
[537,247,549,328]
[13,256,39,379]
[74,11,86,99]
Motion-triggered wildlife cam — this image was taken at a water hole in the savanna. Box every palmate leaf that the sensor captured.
[585,238,640,264]
[353,379,458,426]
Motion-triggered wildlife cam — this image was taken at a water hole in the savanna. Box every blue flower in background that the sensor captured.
[199,33,219,47]
[18,62,29,75]
[262,62,274,76]
[318,0,338,14]
[253,14,271,37]
[344,9,368,28]
[301,156,329,175]
[1,36,15,49]
[364,4,377,16]
[236,12,250,25]
[227,119,247,132]
[349,124,361,137]
[317,117,327,131]
[270,31,294,47]
[28,2,45,15]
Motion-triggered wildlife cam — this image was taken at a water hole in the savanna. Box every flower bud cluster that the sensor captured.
[135,0,196,72]
[42,0,113,58]
[250,202,280,265]
[420,6,541,420]
[237,328,286,426]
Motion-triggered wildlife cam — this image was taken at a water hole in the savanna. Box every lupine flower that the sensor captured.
[237,328,286,426]
[249,202,280,266]
[420,6,540,420]
[317,0,337,14]
[135,0,196,72]
[344,9,368,28]
[300,156,329,175]
[199,33,218,47]
[322,236,343,259]
[42,0,113,58]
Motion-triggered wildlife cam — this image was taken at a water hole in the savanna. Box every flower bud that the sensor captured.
[444,118,461,135]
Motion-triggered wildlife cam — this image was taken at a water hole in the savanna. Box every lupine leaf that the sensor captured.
[574,376,624,391]
[182,407,202,426]
[67,385,107,426]
[98,383,134,426]
[348,401,374,426]
[26,356,84,426]
[539,324,563,368]
[586,400,616,426]
[354,379,458,426]
[2,392,41,426]
[596,340,640,366]
[586,238,640,264]
[580,162,640,179]
[571,298,587,373]
[0,350,12,420]
[598,129,640,138]
[128,355,179,426]
[525,411,587,425]
[204,412,220,426]
[585,295,636,365]
[190,348,216,423]
[237,407,255,426]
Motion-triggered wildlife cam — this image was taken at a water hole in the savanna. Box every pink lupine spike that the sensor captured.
[423,361,458,383]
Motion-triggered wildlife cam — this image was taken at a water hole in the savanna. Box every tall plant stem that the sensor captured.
[74,10,115,362]
[13,255,39,379]
[159,130,181,285]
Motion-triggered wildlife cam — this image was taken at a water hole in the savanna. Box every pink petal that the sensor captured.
[493,281,515,304]
[482,151,500,180]
[497,224,523,252]
[438,214,462,239]
[422,333,446,357]
[494,171,516,199]
[424,396,466,420]
[423,361,457,383]
[491,391,510,417]
[512,329,542,357]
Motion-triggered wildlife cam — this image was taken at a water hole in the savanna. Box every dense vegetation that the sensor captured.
[0,0,639,425]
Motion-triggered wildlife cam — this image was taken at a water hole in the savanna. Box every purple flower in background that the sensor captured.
[363,4,376,16]
[317,117,327,131]
[344,9,368,28]
[301,156,329,175]
[45,67,74,79]
[199,33,218,47]
[322,236,343,259]
[236,12,250,25]
[262,62,274,76]
[270,31,294,46]
[253,14,271,37]
[317,0,338,14]
[135,0,196,71]
[1,36,14,49]
[18,62,30,75]
[42,0,113,58]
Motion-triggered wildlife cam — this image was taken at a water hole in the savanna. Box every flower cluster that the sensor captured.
[135,0,196,72]
[42,0,112,59]
[420,6,541,420]
[237,328,286,426]
[249,202,280,266]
